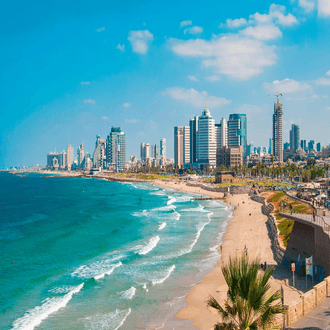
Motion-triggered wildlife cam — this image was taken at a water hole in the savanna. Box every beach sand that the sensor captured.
[153,179,302,330]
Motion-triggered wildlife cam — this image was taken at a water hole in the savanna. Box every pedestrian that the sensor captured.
[290,204,292,215]
[313,210,316,222]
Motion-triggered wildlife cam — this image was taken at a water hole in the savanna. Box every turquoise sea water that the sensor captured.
[0,172,232,330]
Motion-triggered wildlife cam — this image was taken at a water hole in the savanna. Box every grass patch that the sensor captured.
[275,213,284,220]
[278,219,295,247]
[268,192,285,203]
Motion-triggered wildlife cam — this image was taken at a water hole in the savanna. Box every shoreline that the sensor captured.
[151,180,303,330]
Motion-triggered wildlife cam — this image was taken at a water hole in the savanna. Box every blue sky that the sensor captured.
[1,0,330,168]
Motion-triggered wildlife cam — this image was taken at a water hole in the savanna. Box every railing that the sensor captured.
[280,212,330,236]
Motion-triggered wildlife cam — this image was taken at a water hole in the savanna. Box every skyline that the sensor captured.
[1,0,330,168]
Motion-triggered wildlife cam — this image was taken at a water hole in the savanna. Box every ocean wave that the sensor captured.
[167,196,177,205]
[152,205,176,212]
[138,236,160,255]
[84,308,131,330]
[71,260,122,280]
[174,210,181,221]
[181,204,209,213]
[118,286,136,300]
[48,285,79,294]
[12,283,84,330]
[158,222,166,230]
[151,265,175,285]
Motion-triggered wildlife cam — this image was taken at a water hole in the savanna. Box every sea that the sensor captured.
[0,171,232,330]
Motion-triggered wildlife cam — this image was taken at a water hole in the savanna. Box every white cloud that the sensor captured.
[184,26,203,35]
[326,70,330,76]
[83,99,96,104]
[312,94,319,99]
[225,18,248,28]
[125,118,140,123]
[298,0,316,12]
[102,116,109,120]
[188,75,198,81]
[138,131,145,136]
[80,81,91,85]
[206,75,221,82]
[128,30,153,54]
[162,87,230,108]
[116,44,125,52]
[327,106,330,110]
[250,4,298,26]
[263,78,312,93]
[171,35,277,80]
[318,0,330,16]
[240,25,282,40]
[123,102,132,108]
[95,27,105,32]
[315,78,330,85]
[180,20,192,28]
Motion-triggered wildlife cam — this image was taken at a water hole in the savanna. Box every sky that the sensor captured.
[1,0,330,168]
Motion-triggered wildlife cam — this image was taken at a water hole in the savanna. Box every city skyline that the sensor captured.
[1,0,330,168]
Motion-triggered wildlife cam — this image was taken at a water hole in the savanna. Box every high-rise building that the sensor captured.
[140,143,150,161]
[77,143,85,168]
[160,138,166,160]
[269,138,273,155]
[151,145,156,159]
[93,135,106,169]
[228,114,247,159]
[247,142,253,156]
[196,107,216,166]
[317,142,324,152]
[284,142,290,150]
[301,139,307,151]
[106,127,126,171]
[47,150,67,169]
[308,140,316,151]
[174,126,184,168]
[272,97,283,161]
[183,126,190,164]
[215,118,227,151]
[66,145,74,169]
[290,124,300,151]
[189,116,199,163]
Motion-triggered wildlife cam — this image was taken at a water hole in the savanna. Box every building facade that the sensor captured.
[93,135,106,169]
[106,127,126,171]
[227,114,247,160]
[216,146,243,168]
[273,98,283,162]
[290,124,300,151]
[160,138,166,160]
[189,115,199,164]
[196,107,216,167]
[174,126,184,168]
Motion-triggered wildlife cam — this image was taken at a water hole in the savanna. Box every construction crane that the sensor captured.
[268,91,283,103]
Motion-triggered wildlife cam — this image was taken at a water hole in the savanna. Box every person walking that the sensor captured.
[290,204,292,215]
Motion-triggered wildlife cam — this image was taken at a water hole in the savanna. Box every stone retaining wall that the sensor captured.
[186,182,252,195]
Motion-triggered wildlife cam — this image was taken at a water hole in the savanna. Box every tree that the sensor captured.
[207,255,285,330]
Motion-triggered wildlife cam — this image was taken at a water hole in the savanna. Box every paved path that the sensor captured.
[287,298,330,329]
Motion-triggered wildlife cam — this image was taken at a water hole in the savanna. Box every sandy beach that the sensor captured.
[152,179,302,330]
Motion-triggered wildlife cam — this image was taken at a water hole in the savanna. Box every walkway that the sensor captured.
[287,298,330,329]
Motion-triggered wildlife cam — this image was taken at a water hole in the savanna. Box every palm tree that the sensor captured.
[207,255,285,330]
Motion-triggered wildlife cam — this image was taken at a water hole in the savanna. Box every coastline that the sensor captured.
[151,180,303,330]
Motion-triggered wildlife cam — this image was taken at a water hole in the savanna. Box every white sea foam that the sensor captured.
[94,262,122,280]
[181,204,209,213]
[12,283,84,330]
[119,286,136,300]
[139,236,160,255]
[174,210,181,220]
[167,196,177,205]
[158,222,166,230]
[84,308,131,330]
[151,265,175,285]
[71,260,122,280]
[48,285,78,294]
[152,205,176,212]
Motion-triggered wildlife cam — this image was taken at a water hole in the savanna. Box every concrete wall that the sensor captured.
[284,275,330,326]
[186,182,252,195]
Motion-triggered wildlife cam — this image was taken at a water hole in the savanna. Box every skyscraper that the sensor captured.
[174,126,184,168]
[189,115,199,163]
[290,124,300,151]
[227,114,247,159]
[77,143,85,168]
[106,127,126,171]
[160,138,166,160]
[196,107,216,166]
[215,118,227,151]
[183,126,190,164]
[272,97,283,161]
[66,145,74,169]
[93,135,106,169]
